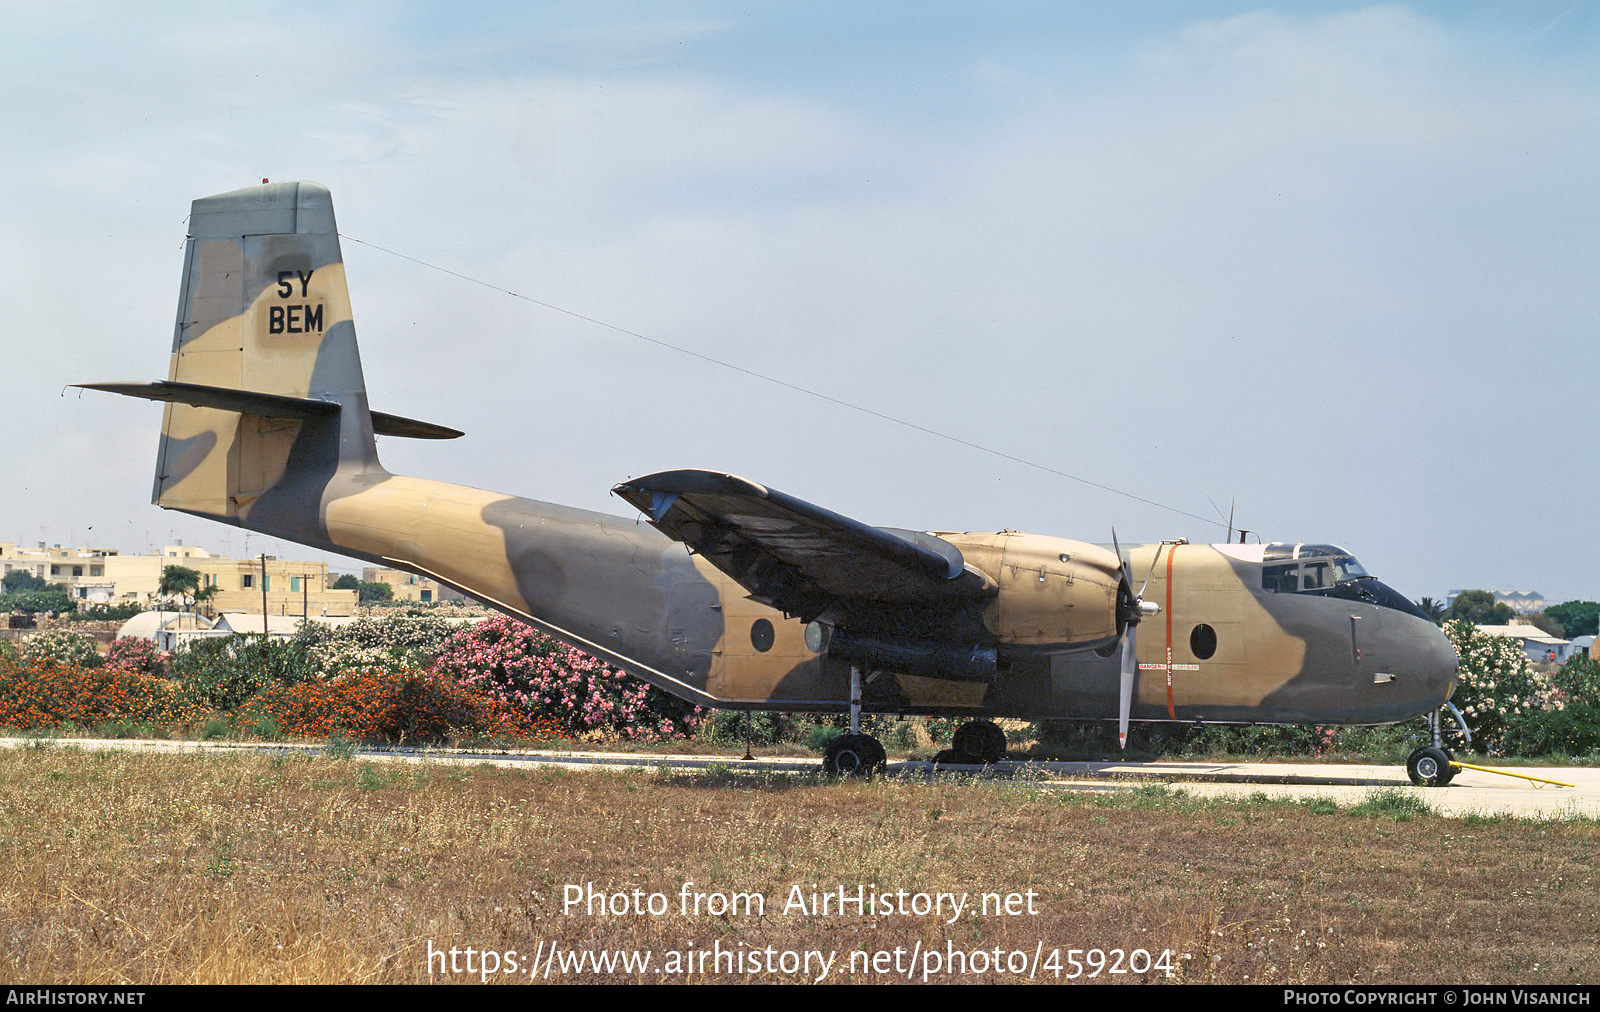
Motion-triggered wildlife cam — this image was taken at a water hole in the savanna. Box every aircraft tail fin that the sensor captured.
[82,181,458,543]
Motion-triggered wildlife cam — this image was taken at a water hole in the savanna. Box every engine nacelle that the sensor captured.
[942,532,1123,650]
[826,628,998,682]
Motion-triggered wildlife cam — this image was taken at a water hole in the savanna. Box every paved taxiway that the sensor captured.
[5,737,1596,819]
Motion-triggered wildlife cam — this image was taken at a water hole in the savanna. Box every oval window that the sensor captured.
[804,621,829,653]
[750,618,775,653]
[1190,623,1217,660]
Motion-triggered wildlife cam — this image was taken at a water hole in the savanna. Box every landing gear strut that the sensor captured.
[825,665,886,777]
[1405,709,1458,787]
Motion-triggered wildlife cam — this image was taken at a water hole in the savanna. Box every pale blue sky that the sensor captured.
[4,3,1598,604]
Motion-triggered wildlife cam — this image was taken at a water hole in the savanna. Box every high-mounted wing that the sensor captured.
[613,469,994,623]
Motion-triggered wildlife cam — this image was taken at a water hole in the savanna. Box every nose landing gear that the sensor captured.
[1405,705,1469,787]
[1405,745,1457,787]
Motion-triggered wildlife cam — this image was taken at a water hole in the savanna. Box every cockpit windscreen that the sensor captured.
[1259,544,1425,619]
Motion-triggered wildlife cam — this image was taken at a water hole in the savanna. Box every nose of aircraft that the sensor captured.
[1387,610,1460,712]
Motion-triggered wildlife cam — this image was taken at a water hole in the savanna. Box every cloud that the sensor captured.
[4,4,1598,599]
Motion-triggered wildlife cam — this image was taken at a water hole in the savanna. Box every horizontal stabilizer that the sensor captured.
[77,381,463,440]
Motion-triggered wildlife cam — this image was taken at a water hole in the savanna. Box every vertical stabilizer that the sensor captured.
[154,181,382,541]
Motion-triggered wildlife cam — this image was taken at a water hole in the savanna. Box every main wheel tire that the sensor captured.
[1406,745,1455,788]
[1435,747,1457,787]
[952,720,1007,764]
[824,733,886,778]
[932,748,980,768]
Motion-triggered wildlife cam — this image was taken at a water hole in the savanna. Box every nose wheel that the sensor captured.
[1405,745,1457,787]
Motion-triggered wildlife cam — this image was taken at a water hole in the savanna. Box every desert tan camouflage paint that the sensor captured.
[84,181,1458,725]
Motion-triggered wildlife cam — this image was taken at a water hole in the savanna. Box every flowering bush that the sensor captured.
[0,657,205,730]
[306,641,404,678]
[1444,621,1563,755]
[21,631,103,670]
[1554,653,1600,708]
[104,637,169,677]
[296,612,464,676]
[431,616,704,741]
[248,667,533,744]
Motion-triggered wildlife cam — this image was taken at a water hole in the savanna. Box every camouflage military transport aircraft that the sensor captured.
[81,181,1462,783]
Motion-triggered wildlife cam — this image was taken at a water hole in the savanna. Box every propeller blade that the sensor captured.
[1119,623,1136,749]
[1136,543,1163,601]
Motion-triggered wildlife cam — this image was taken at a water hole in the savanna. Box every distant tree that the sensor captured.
[1414,597,1447,624]
[1446,590,1514,626]
[2,570,48,593]
[331,574,361,591]
[66,601,145,623]
[159,565,202,610]
[357,581,394,603]
[1523,612,1566,638]
[193,584,220,618]
[1,589,75,615]
[1545,601,1600,640]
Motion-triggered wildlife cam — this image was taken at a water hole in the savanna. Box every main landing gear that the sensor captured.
[823,734,887,777]
[820,667,1010,777]
[824,664,889,778]
[932,720,1008,768]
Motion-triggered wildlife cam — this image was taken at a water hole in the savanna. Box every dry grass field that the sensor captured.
[2,743,1596,985]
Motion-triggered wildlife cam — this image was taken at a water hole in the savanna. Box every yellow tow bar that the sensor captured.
[1451,761,1575,788]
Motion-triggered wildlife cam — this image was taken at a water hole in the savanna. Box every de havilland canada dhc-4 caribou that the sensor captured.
[81,181,1464,784]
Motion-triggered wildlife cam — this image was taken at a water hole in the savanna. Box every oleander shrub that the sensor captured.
[1444,621,1564,755]
[21,631,103,670]
[432,615,704,741]
[104,637,169,677]
[296,612,465,677]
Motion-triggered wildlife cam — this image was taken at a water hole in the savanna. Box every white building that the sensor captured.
[1475,624,1574,663]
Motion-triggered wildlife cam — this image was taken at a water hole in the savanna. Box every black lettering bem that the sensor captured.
[276,271,294,298]
[287,305,302,332]
[268,305,285,333]
[303,304,324,332]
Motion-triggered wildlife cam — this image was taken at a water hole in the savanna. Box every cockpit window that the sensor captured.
[1295,544,1344,559]
[1263,563,1298,593]
[1258,544,1426,620]
[1331,556,1369,581]
[1261,545,1369,593]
